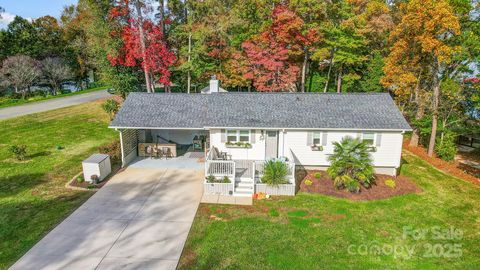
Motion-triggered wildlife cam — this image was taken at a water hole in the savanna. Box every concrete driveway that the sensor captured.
[0,90,110,120]
[10,167,204,270]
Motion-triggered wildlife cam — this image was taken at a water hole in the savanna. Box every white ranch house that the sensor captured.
[109,79,411,197]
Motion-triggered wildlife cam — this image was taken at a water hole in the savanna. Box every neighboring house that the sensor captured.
[109,79,412,196]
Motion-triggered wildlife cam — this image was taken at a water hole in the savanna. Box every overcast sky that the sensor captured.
[0,0,77,28]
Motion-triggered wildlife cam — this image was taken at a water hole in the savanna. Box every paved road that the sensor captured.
[0,90,111,120]
[10,167,204,270]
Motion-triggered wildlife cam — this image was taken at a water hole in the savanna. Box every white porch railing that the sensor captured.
[205,148,236,193]
[204,147,296,196]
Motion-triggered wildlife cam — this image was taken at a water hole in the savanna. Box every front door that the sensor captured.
[265,131,278,159]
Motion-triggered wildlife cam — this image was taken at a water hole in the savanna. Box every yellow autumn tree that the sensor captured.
[381,0,460,156]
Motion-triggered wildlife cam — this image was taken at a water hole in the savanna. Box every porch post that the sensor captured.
[119,129,126,167]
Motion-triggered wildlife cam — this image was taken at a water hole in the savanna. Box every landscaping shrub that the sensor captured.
[261,159,289,186]
[345,178,360,193]
[304,179,313,186]
[435,132,457,161]
[101,99,120,120]
[222,176,231,183]
[327,137,375,192]
[9,145,27,161]
[314,172,321,179]
[385,179,396,189]
[76,175,85,183]
[98,140,121,164]
[205,175,231,183]
[206,175,216,183]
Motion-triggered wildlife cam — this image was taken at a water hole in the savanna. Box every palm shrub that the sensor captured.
[261,159,289,186]
[327,137,375,192]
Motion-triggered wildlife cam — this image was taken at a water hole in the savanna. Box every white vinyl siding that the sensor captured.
[284,130,403,168]
[210,129,403,169]
[210,129,265,160]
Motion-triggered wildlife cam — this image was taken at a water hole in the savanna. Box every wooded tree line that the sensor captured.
[0,0,478,160]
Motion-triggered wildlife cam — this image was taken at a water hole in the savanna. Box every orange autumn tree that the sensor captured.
[381,0,460,156]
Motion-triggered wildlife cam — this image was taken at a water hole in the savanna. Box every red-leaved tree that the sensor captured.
[108,1,176,91]
[242,5,318,92]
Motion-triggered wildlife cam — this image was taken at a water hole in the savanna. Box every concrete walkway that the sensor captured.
[0,90,110,120]
[10,167,204,270]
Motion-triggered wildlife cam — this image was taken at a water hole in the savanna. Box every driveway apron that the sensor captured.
[10,167,204,270]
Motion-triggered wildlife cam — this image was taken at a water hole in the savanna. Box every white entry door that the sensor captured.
[265,131,278,159]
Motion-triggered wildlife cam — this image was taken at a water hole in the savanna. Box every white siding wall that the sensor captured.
[283,130,403,168]
[210,129,266,160]
[209,129,403,168]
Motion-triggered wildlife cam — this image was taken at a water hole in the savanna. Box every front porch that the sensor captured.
[117,128,296,197]
[204,149,296,196]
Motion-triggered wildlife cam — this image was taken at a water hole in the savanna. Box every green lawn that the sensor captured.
[0,101,117,269]
[179,153,480,269]
[0,86,109,109]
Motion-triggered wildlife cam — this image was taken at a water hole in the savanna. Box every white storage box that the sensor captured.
[82,154,111,183]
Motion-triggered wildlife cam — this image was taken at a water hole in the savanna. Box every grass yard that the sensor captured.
[179,153,480,269]
[0,86,109,109]
[0,101,116,269]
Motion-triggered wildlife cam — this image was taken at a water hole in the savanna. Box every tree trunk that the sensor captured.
[336,66,343,93]
[135,0,152,93]
[409,105,424,147]
[158,0,165,35]
[300,50,308,93]
[308,68,314,92]
[427,60,440,157]
[409,73,423,147]
[440,119,447,145]
[323,49,334,93]
[149,71,156,92]
[187,32,192,94]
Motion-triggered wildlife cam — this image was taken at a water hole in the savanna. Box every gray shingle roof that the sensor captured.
[110,92,412,130]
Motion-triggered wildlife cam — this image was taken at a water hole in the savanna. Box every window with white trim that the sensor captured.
[362,132,375,145]
[226,130,251,143]
[313,131,321,145]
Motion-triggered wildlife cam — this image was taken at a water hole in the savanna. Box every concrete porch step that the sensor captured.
[235,177,254,183]
[235,186,253,193]
[233,191,254,197]
[235,182,254,188]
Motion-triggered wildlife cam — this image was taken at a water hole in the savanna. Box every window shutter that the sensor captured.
[221,129,226,143]
[376,133,382,147]
[250,130,256,143]
[322,132,328,146]
[306,132,313,146]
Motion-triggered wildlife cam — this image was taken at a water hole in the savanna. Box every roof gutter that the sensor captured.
[110,125,412,132]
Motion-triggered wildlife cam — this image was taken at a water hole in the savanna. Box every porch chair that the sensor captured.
[145,145,154,159]
[162,147,172,159]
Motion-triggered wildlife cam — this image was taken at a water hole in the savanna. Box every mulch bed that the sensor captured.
[299,170,421,201]
[403,141,480,185]
[68,164,122,190]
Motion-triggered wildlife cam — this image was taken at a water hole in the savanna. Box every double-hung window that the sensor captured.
[362,132,375,146]
[313,131,322,145]
[227,130,250,143]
